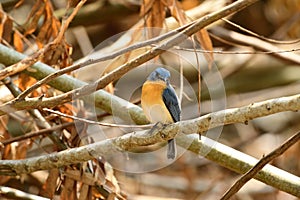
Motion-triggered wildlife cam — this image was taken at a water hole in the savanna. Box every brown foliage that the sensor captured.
[1,0,300,199]
[0,1,122,199]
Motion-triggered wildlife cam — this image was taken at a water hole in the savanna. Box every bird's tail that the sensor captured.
[167,139,176,159]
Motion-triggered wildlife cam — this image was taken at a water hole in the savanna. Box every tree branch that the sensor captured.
[0,186,49,200]
[182,134,300,198]
[0,0,259,115]
[18,0,229,100]
[16,21,195,100]
[0,44,148,124]
[1,94,300,196]
[178,94,300,134]
[220,130,300,200]
[3,93,300,173]
[1,132,299,197]
[1,122,74,145]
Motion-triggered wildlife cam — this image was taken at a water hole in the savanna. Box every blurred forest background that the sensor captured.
[0,0,300,199]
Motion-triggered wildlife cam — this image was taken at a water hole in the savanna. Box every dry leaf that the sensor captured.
[94,160,107,186]
[15,73,36,92]
[105,78,115,94]
[20,0,71,69]
[78,184,90,200]
[36,14,52,49]
[141,0,166,38]
[36,1,59,48]
[105,162,121,194]
[181,0,200,10]
[195,28,214,68]
[166,0,214,67]
[24,0,46,36]
[56,103,76,122]
[107,193,117,200]
[1,14,13,43]
[40,168,59,198]
[0,115,9,139]
[0,12,4,40]
[148,0,166,37]
[13,30,24,52]
[167,0,188,25]
[60,176,77,200]
[15,140,32,160]
[140,0,156,16]
[0,10,13,44]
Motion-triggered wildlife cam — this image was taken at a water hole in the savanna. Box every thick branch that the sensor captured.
[1,94,300,196]
[177,94,300,134]
[0,44,148,124]
[1,132,299,197]
[3,93,300,173]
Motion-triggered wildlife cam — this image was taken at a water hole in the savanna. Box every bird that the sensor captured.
[141,67,181,159]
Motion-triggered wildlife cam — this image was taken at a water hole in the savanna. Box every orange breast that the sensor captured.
[141,81,173,123]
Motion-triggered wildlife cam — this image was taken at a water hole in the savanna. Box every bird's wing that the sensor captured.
[162,85,181,122]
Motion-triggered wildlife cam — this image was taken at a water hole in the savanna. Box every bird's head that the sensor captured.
[147,67,171,83]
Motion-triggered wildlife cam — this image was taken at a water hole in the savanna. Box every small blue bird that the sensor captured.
[141,67,181,159]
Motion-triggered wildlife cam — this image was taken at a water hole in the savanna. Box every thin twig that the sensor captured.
[211,26,300,65]
[220,131,300,200]
[1,122,74,145]
[222,18,300,44]
[43,108,153,128]
[54,0,87,44]
[174,46,300,54]
[191,37,202,116]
